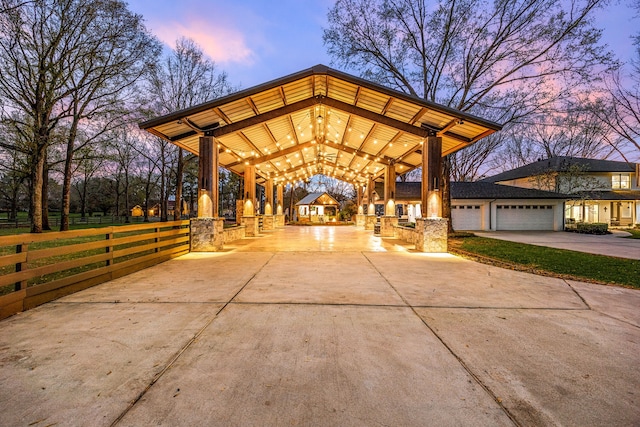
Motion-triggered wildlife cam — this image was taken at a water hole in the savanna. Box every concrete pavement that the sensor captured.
[474,230,640,259]
[0,226,638,426]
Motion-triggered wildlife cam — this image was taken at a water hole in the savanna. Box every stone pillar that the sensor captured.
[242,165,258,236]
[191,135,224,252]
[422,135,443,218]
[190,217,225,251]
[415,217,448,253]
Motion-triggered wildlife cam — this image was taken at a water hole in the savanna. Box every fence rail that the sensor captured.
[0,220,190,320]
[0,215,169,229]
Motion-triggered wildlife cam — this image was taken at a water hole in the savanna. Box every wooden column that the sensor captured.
[366,177,375,215]
[421,135,442,218]
[243,165,256,216]
[276,183,284,215]
[384,164,396,216]
[197,135,219,218]
[265,178,274,215]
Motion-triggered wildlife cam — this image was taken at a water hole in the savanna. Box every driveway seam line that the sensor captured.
[563,279,592,310]
[109,252,276,427]
[361,252,521,427]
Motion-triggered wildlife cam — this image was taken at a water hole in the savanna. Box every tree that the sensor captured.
[0,0,160,233]
[146,37,233,221]
[57,0,160,230]
[324,0,614,230]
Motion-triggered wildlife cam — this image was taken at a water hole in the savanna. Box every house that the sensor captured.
[130,205,144,217]
[481,157,640,227]
[295,192,340,223]
[373,181,570,231]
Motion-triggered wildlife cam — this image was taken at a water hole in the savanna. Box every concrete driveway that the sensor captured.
[0,226,638,426]
[475,230,640,260]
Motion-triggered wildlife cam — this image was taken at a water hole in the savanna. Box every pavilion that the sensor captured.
[140,65,501,252]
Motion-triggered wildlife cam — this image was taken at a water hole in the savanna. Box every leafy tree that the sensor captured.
[324,0,614,230]
[146,37,233,221]
[0,0,160,232]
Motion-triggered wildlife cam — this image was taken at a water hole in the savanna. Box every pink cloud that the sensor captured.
[152,17,256,65]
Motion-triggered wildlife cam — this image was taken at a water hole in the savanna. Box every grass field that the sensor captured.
[449,234,640,289]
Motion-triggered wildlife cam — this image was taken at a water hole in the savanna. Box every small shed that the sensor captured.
[131,205,144,217]
[296,192,340,222]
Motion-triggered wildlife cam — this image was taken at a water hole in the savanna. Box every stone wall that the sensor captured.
[393,225,417,244]
[223,225,246,243]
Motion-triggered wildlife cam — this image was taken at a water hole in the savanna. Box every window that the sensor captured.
[612,174,630,189]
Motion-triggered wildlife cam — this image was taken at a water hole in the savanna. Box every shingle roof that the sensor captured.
[482,156,636,183]
[577,190,640,201]
[374,181,571,201]
[295,192,339,206]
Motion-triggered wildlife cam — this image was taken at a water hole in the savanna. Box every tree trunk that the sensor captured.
[41,151,51,230]
[174,148,184,221]
[124,173,130,223]
[81,178,88,218]
[60,121,80,231]
[30,149,45,233]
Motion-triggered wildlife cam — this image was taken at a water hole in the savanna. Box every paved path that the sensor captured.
[475,230,640,260]
[0,226,638,426]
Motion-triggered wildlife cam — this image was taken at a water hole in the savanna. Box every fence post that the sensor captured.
[106,231,113,267]
[15,243,28,292]
[155,226,161,253]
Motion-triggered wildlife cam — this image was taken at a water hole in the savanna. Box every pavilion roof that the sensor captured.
[140,64,501,186]
[296,192,340,206]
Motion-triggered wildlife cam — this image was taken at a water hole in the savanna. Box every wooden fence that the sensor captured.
[0,221,190,320]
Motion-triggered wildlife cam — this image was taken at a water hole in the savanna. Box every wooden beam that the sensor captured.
[381,97,394,115]
[437,118,459,137]
[409,107,428,125]
[211,98,317,138]
[279,86,288,105]
[245,141,315,167]
[246,97,260,115]
[214,107,232,124]
[322,97,430,138]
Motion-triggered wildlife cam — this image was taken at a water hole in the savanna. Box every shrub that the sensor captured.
[575,222,608,235]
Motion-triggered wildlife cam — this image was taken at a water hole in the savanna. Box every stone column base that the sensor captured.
[275,214,285,227]
[379,215,398,237]
[242,216,259,237]
[365,215,377,230]
[262,215,275,231]
[190,217,224,252]
[356,214,365,227]
[415,218,448,253]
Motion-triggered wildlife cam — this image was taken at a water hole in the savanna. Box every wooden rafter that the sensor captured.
[214,107,232,125]
[212,98,316,138]
[437,118,460,137]
[381,97,394,115]
[409,107,428,125]
[246,97,260,115]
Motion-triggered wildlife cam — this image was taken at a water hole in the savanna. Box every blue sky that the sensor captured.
[127,0,638,89]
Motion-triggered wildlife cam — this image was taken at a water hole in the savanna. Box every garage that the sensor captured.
[496,205,555,230]
[451,205,482,230]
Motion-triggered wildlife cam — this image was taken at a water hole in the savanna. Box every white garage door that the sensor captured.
[452,205,482,230]
[496,205,554,230]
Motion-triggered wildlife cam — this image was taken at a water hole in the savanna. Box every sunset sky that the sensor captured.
[127,0,639,90]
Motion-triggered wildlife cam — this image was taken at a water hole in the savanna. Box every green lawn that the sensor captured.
[623,229,640,239]
[449,235,640,289]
